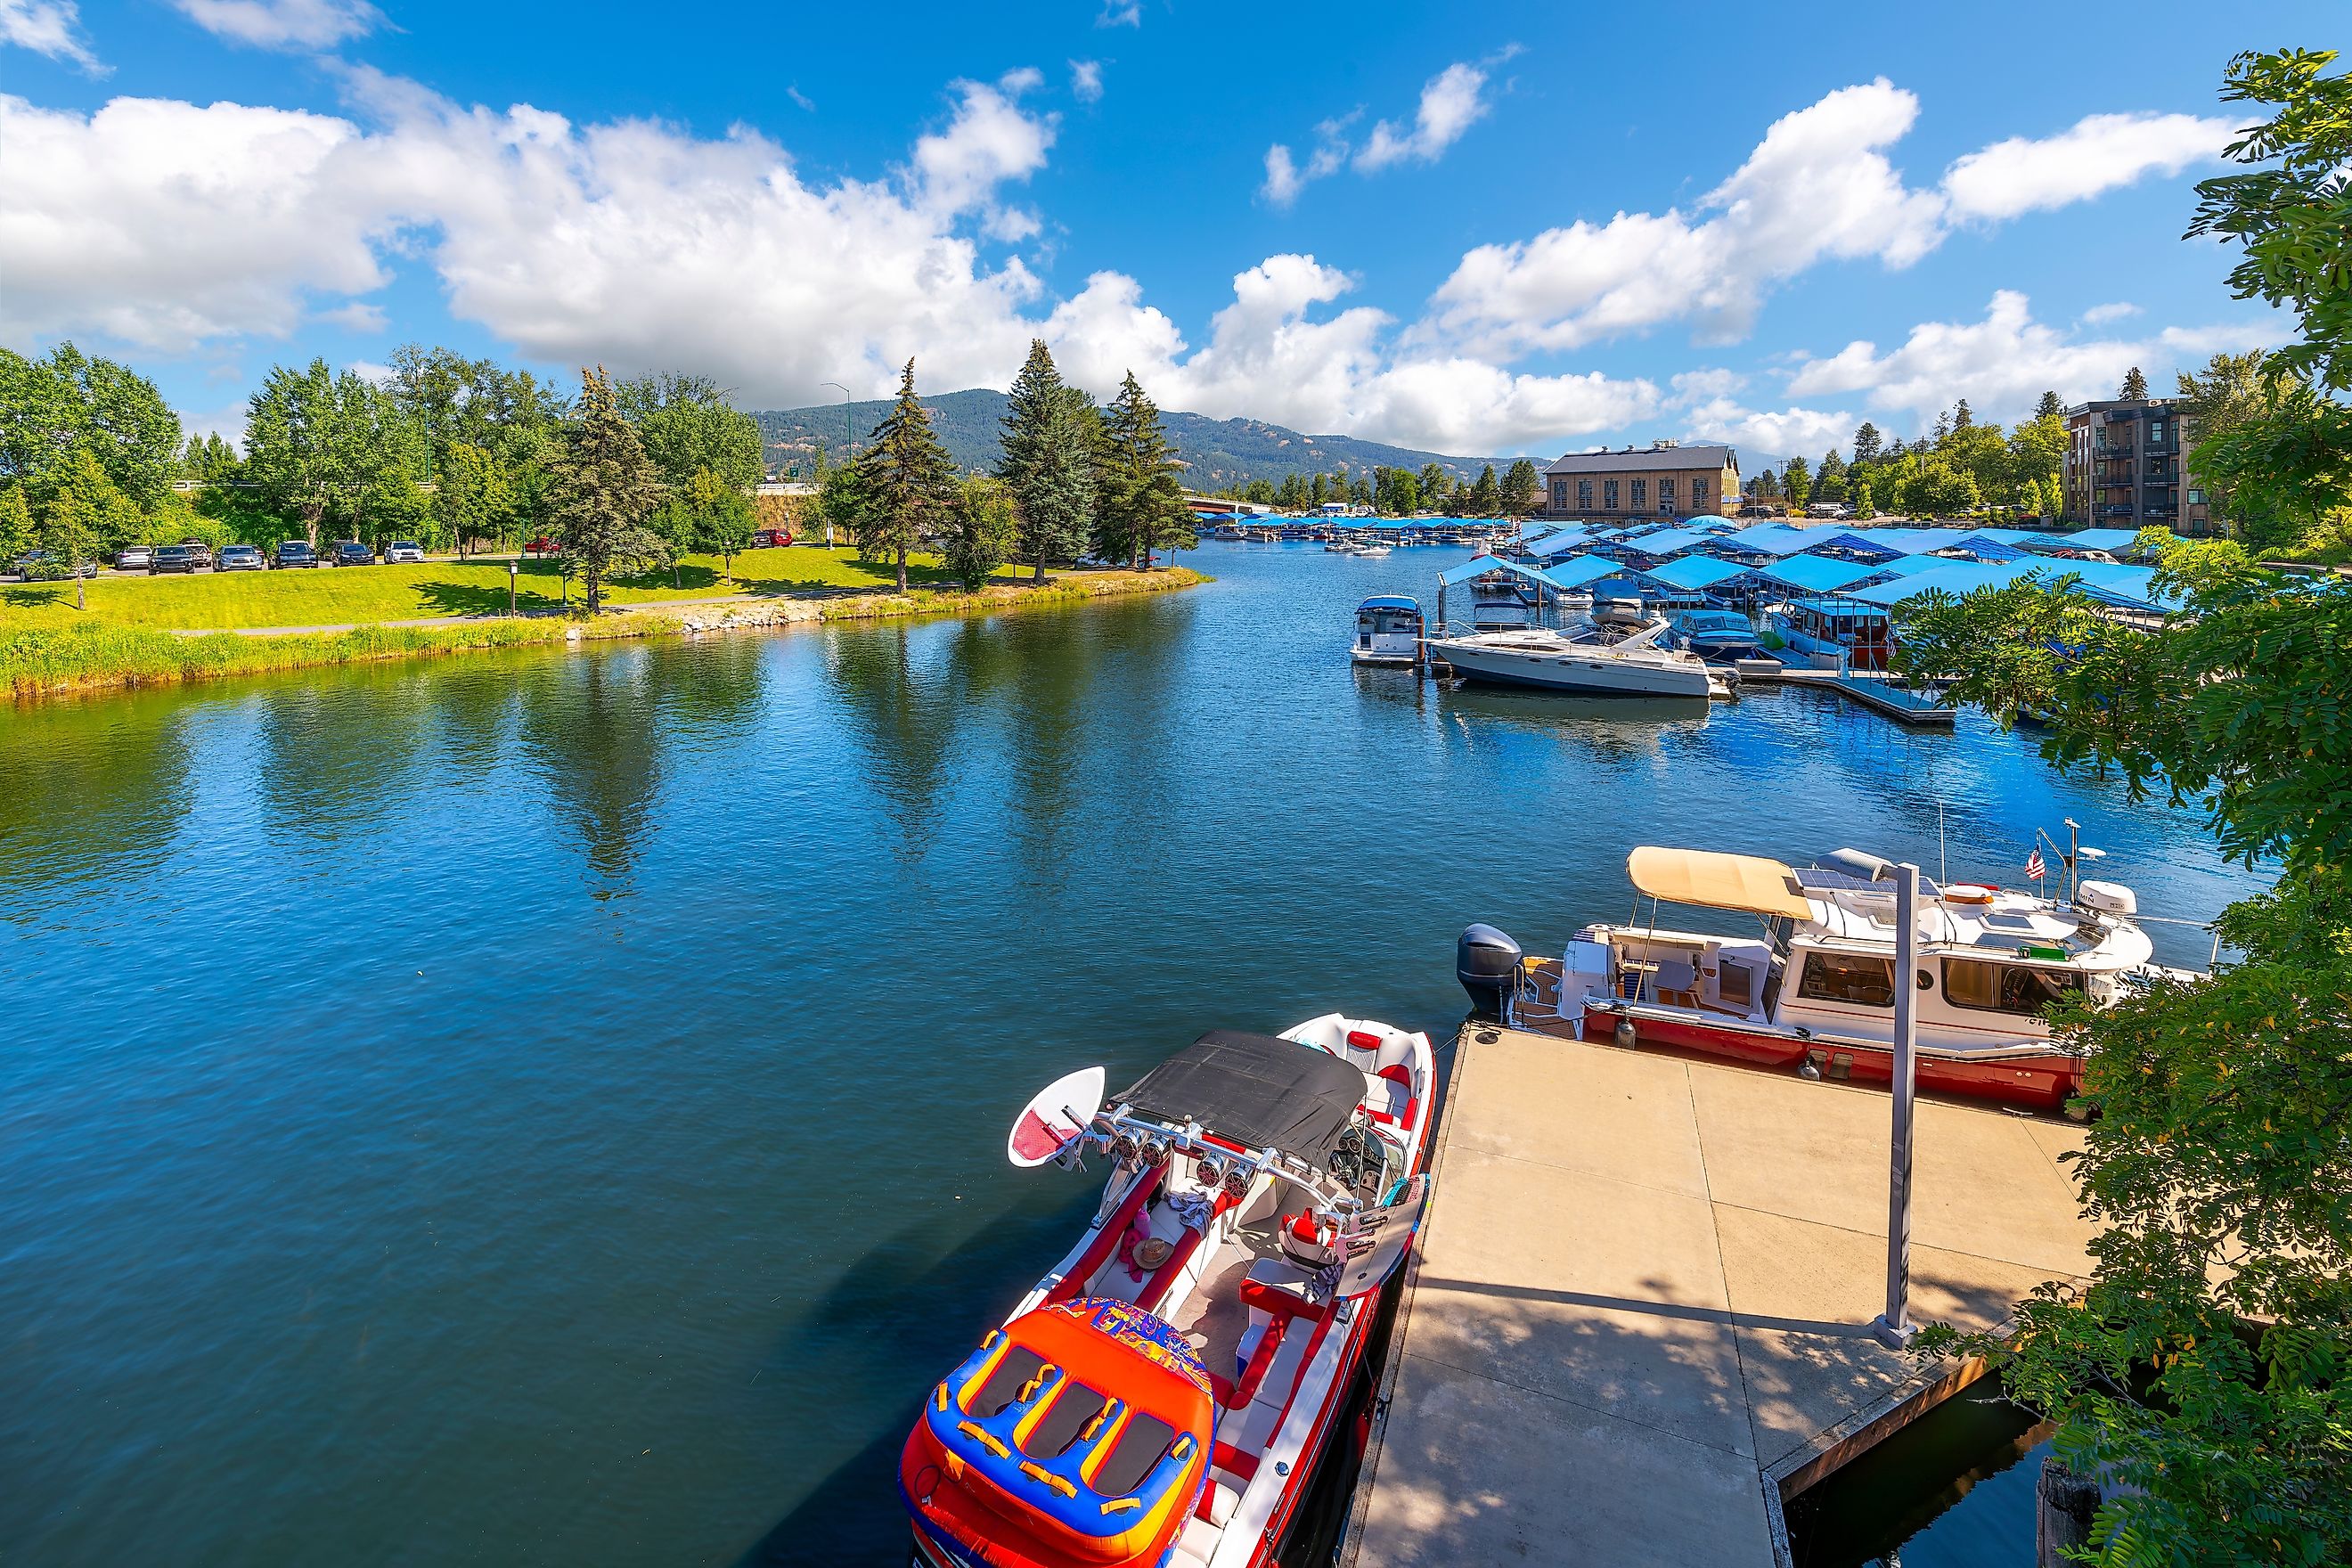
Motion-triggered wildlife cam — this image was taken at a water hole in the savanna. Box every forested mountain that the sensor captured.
[753,388,1514,489]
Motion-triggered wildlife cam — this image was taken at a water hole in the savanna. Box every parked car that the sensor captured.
[14,551,100,580]
[326,540,374,568]
[216,543,265,572]
[177,537,215,568]
[751,527,792,549]
[151,543,203,575]
[115,543,155,572]
[273,541,322,568]
[382,540,426,564]
[521,535,560,557]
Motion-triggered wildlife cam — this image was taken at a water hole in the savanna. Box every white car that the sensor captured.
[382,540,426,564]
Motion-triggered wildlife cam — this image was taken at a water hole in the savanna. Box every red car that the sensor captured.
[752,528,792,549]
[521,536,559,557]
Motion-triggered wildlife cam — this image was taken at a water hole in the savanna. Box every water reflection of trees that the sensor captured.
[253,668,444,850]
[824,625,962,861]
[0,690,195,902]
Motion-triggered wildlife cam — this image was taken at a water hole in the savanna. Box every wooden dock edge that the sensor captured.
[1335,1021,1485,1568]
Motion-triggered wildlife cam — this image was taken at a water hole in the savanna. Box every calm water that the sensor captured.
[1,543,2258,1564]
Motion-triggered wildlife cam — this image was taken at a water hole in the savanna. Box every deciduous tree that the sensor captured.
[945,474,1017,589]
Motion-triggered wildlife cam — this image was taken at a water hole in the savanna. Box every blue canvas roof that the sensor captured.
[1358,596,1422,612]
[1752,554,1886,593]
[1850,560,2038,605]
[1619,526,1722,559]
[1785,597,1891,617]
[1438,554,1620,592]
[2024,527,2172,556]
[1854,553,1968,584]
[1946,534,2029,560]
[1541,553,1639,590]
[1643,555,1752,591]
[1852,527,1970,557]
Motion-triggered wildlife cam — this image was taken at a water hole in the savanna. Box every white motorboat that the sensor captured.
[1351,597,1424,666]
[1428,620,1731,699]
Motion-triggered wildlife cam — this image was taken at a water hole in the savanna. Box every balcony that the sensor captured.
[2097,504,2137,518]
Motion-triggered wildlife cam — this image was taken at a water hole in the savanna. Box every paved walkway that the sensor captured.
[1340,1025,2093,1567]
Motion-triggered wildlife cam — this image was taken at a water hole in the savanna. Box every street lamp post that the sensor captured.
[1870,859,1922,1350]
[821,380,853,551]
[508,556,519,617]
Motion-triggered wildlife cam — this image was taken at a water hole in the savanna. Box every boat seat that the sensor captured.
[1650,958,1697,1008]
[1360,1069,1409,1122]
[1240,1258,1323,1323]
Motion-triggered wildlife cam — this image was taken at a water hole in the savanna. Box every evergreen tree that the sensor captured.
[1952,398,1974,429]
[855,360,959,592]
[2119,365,2151,402]
[1500,458,1540,518]
[1311,472,1329,508]
[1467,463,1500,517]
[1851,421,1883,466]
[1093,372,1190,568]
[1349,471,1374,508]
[547,366,667,614]
[997,341,1094,580]
[2035,388,2064,421]
[1784,456,1812,511]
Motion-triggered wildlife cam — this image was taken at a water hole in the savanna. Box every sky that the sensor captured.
[2,0,2340,461]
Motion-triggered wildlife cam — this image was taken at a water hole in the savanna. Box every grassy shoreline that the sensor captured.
[4,567,1205,701]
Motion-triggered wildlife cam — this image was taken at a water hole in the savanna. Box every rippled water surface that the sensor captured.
[0,544,2259,1564]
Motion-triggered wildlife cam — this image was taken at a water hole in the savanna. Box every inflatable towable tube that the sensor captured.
[901,1297,1214,1568]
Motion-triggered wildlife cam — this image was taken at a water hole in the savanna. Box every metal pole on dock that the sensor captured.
[1871,861,1920,1349]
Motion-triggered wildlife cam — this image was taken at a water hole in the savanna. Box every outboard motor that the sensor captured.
[1457,924,1523,1019]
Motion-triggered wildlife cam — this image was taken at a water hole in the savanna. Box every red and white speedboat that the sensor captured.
[901,1017,1436,1568]
[1479,844,2199,1114]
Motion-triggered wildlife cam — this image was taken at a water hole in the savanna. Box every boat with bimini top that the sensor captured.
[1461,841,2202,1113]
[1350,598,1423,666]
[900,1019,1435,1568]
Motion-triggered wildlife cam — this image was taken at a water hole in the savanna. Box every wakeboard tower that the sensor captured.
[901,1017,1437,1568]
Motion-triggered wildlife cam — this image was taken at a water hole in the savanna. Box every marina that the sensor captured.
[0,543,2258,1564]
[1337,1021,2098,1568]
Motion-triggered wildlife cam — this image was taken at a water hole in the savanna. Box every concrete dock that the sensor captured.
[1338,1025,2094,1567]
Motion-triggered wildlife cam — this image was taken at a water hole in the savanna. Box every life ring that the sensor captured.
[1944,883,1999,906]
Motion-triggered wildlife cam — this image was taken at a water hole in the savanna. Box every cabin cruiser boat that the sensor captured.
[1668,608,1764,663]
[1770,598,1893,670]
[1351,597,1423,666]
[902,1019,1435,1568]
[1466,569,1535,631]
[1426,620,1731,700]
[1471,845,2201,1113]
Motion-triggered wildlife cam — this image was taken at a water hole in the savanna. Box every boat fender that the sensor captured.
[1613,1017,1638,1049]
[1800,1050,1823,1082]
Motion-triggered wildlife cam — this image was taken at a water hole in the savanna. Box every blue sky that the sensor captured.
[3,0,2340,461]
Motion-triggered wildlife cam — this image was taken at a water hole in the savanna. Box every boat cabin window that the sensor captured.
[1795,951,1896,1008]
[1944,959,2086,1016]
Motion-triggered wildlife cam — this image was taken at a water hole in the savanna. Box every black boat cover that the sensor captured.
[1114,1030,1365,1168]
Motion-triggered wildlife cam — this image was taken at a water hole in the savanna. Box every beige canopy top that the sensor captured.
[1626,846,1816,920]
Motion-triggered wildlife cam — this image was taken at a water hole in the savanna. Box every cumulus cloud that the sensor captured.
[2081,300,2140,325]
[1097,0,1139,25]
[1355,62,1494,171]
[1425,86,2236,360]
[1,0,102,71]
[1941,111,2233,221]
[1786,290,2285,423]
[1262,63,1493,206]
[1070,60,1102,103]
[1678,397,1854,459]
[169,0,382,49]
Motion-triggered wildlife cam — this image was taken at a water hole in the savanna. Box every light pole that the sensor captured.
[1870,859,1922,1350]
[821,380,853,551]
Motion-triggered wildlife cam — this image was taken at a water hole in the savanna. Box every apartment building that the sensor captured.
[1540,442,1741,519]
[2062,400,2214,535]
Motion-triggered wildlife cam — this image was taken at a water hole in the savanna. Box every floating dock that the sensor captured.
[1337,1024,2093,1567]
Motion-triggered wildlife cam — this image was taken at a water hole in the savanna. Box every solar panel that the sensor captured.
[1791,867,1945,898]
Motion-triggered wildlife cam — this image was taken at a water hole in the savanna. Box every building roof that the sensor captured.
[1544,445,1737,477]
[1850,560,2038,606]
[1752,554,1887,594]
[1617,526,1723,559]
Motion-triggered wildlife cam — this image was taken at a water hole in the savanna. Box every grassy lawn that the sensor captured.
[0,546,999,632]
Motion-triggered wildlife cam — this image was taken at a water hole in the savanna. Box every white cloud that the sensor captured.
[0,93,384,351]
[1,0,102,71]
[2081,300,2140,325]
[175,397,249,445]
[786,85,814,113]
[315,299,385,331]
[1097,0,1139,25]
[1941,111,2233,221]
[1668,367,1746,404]
[1678,397,1853,459]
[911,69,1053,216]
[1785,290,2286,424]
[1427,80,1944,357]
[1355,61,1493,172]
[169,0,381,49]
[347,358,395,385]
[1070,60,1103,103]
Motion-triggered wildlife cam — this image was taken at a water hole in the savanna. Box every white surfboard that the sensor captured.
[1007,1066,1106,1168]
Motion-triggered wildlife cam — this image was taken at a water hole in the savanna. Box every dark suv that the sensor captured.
[274,541,321,568]
[151,543,203,575]
[327,540,374,568]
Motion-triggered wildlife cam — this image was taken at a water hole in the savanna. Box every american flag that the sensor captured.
[2025,847,2046,882]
